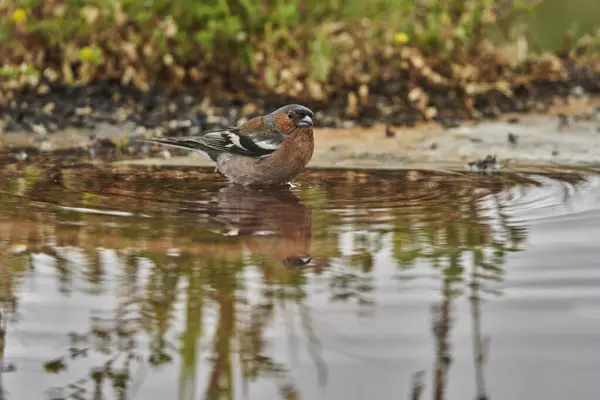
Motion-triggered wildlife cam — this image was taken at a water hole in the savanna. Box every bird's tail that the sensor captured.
[142,138,218,161]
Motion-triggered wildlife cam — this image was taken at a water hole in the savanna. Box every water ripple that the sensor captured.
[2,165,600,400]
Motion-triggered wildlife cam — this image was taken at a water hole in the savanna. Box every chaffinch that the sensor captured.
[145,104,315,187]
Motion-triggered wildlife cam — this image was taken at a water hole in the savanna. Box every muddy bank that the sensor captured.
[1,96,599,171]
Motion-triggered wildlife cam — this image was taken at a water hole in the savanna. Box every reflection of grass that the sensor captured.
[0,166,592,398]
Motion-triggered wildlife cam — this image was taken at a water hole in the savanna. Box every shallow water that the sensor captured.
[1,164,600,400]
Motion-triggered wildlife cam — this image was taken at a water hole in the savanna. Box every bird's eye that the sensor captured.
[287,111,294,119]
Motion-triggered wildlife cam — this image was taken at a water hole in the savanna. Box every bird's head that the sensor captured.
[267,104,314,134]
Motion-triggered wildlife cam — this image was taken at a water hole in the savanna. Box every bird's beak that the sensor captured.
[298,115,313,128]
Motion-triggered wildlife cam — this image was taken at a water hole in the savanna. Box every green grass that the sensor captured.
[0,0,599,98]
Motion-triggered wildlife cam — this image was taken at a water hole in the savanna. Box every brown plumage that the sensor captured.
[144,104,315,187]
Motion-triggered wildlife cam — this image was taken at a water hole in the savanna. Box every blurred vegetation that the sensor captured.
[529,0,600,50]
[1,0,600,109]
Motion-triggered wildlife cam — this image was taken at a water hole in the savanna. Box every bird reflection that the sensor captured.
[208,184,313,268]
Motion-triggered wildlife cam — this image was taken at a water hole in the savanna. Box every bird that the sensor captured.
[144,104,315,187]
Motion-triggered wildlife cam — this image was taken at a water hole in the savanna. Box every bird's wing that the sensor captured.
[202,127,285,156]
[144,127,286,161]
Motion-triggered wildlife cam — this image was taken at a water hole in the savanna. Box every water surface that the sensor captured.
[1,164,600,400]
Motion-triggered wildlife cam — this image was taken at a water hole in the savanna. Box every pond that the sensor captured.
[1,164,600,400]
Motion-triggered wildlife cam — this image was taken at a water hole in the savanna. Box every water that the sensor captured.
[1,164,600,400]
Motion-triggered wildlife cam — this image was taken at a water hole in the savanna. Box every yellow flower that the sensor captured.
[394,32,409,45]
[12,8,27,23]
[80,47,94,61]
